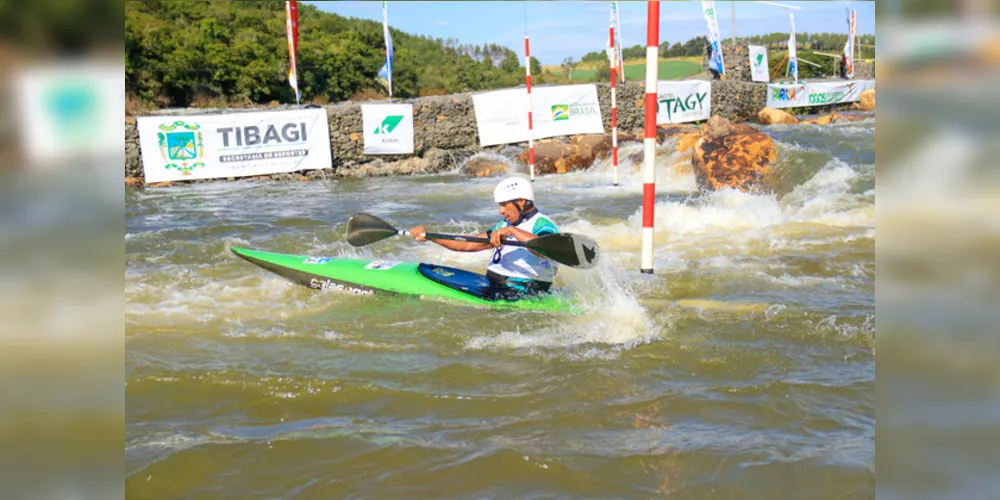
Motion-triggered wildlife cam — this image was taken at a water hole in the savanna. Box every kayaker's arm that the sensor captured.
[409,226,493,252]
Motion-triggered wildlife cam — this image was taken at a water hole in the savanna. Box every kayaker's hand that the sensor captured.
[490,227,511,247]
[410,226,428,242]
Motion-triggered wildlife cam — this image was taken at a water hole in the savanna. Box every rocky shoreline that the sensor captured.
[125,81,874,191]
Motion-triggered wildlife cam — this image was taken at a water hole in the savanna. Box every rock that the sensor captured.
[147,181,173,188]
[693,131,777,192]
[757,107,799,125]
[855,89,875,111]
[426,147,477,173]
[517,137,600,175]
[125,176,144,188]
[306,169,330,180]
[568,134,613,160]
[387,156,431,175]
[800,113,836,125]
[461,155,510,177]
[701,115,757,139]
[656,124,701,153]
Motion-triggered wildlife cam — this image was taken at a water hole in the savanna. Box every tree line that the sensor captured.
[126,1,874,109]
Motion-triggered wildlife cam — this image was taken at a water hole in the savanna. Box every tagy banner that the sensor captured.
[137,108,332,183]
[472,84,604,147]
[767,80,875,109]
[362,103,414,154]
[656,80,711,124]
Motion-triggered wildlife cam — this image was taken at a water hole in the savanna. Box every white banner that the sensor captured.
[788,12,799,83]
[17,62,123,167]
[656,80,711,124]
[844,8,856,79]
[702,1,725,76]
[137,108,332,183]
[472,84,604,147]
[749,45,770,82]
[362,103,413,154]
[766,80,875,109]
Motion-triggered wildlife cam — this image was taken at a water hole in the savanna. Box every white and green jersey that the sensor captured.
[487,211,559,284]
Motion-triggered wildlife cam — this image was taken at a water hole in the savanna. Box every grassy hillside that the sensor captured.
[544,57,703,83]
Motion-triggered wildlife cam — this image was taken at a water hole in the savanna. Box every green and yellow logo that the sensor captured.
[156,121,204,175]
[374,115,404,135]
[551,104,569,121]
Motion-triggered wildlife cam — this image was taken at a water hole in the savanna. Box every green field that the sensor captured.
[547,59,702,82]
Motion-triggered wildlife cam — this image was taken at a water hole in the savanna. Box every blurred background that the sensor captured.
[0,0,123,498]
[2,0,999,497]
[875,0,1000,498]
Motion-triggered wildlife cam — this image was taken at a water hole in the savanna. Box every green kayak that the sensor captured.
[231,247,577,313]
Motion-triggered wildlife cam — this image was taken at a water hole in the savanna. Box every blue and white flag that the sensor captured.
[378,0,394,96]
[702,1,725,76]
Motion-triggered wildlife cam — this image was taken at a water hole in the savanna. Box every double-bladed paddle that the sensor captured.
[346,213,599,269]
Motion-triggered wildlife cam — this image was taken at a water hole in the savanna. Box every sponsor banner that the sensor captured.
[766,80,875,109]
[362,103,413,154]
[137,108,331,183]
[656,80,711,124]
[17,61,123,167]
[749,45,770,82]
[472,84,604,146]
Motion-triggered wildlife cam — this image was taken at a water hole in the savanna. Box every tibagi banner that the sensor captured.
[749,45,770,82]
[137,108,332,183]
[472,84,604,146]
[767,80,875,109]
[656,80,711,124]
[362,103,413,154]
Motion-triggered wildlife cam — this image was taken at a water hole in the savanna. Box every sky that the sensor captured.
[307,1,876,66]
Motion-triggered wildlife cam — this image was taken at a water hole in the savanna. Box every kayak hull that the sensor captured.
[231,247,576,312]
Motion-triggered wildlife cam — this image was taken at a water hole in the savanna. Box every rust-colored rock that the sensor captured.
[757,107,799,125]
[701,115,756,139]
[437,114,447,121]
[517,136,610,175]
[461,156,509,177]
[656,124,701,153]
[568,134,613,160]
[350,132,361,142]
[147,181,173,188]
[693,131,776,192]
[125,176,144,188]
[800,113,836,125]
[855,89,875,111]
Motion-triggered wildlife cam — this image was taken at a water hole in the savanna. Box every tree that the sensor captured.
[529,56,542,76]
[561,57,577,83]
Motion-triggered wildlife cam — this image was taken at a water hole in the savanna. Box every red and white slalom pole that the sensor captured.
[641,0,659,274]
[525,35,535,182]
[609,4,620,187]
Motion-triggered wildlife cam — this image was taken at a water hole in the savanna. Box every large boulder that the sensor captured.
[461,155,510,177]
[757,107,799,125]
[855,89,875,111]
[691,117,777,192]
[516,135,607,175]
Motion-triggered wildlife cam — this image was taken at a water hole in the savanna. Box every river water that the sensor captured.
[126,117,874,498]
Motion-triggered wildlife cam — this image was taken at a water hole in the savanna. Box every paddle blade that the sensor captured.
[347,213,399,246]
[527,233,600,269]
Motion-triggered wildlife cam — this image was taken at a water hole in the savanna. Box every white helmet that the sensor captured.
[493,176,534,203]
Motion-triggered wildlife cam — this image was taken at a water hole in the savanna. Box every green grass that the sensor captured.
[548,60,702,82]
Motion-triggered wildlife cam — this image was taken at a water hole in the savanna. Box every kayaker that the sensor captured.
[409,176,558,300]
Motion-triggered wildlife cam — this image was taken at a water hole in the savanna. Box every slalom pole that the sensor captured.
[641,0,659,275]
[609,2,620,187]
[524,5,535,182]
